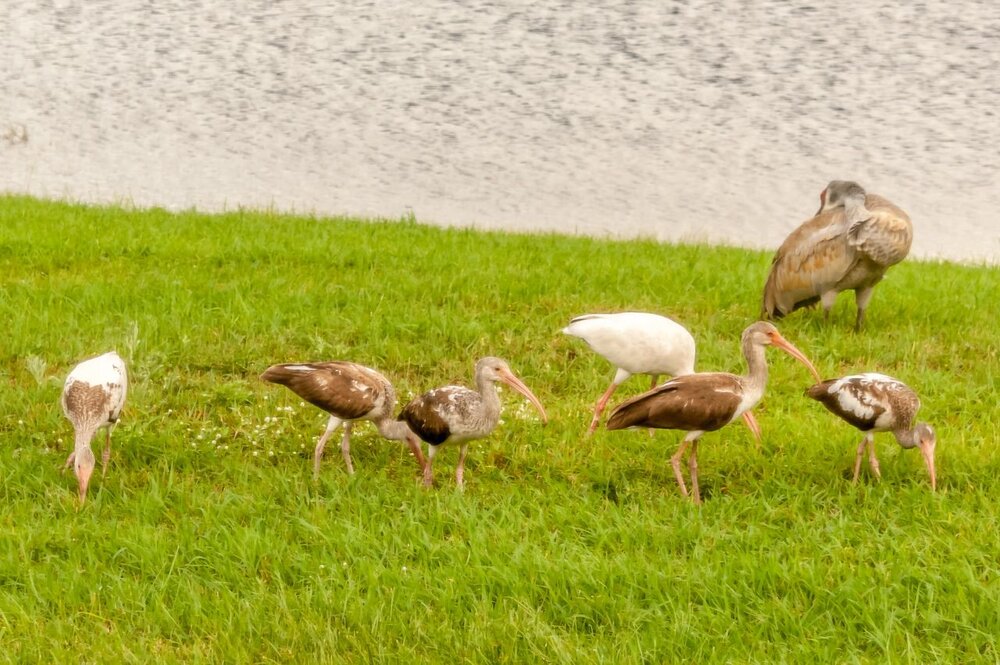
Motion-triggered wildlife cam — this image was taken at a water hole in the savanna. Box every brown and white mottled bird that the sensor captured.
[399,357,548,488]
[762,180,913,330]
[260,362,427,478]
[61,351,128,503]
[806,373,936,491]
[606,322,820,504]
[562,311,761,440]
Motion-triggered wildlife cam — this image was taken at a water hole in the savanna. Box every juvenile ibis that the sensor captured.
[806,373,937,490]
[762,180,913,330]
[260,362,427,478]
[61,351,128,503]
[562,312,761,440]
[606,322,820,504]
[399,356,547,488]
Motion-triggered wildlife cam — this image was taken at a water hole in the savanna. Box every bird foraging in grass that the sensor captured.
[561,311,762,441]
[399,357,548,489]
[806,373,937,491]
[260,361,427,479]
[606,322,820,504]
[762,180,913,330]
[61,351,128,504]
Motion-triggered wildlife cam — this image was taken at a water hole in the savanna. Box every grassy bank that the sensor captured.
[1,195,999,662]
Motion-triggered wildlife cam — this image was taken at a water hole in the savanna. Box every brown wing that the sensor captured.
[847,194,913,268]
[260,362,380,419]
[807,373,918,432]
[398,391,454,445]
[806,377,884,431]
[606,373,743,432]
[762,207,856,318]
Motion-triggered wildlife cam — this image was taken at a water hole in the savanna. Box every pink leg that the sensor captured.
[852,435,867,483]
[688,439,701,505]
[741,410,762,447]
[867,437,882,480]
[456,443,469,489]
[670,435,693,498]
[405,434,428,475]
[313,416,341,480]
[101,429,112,479]
[588,381,622,436]
[647,375,659,438]
[423,444,438,487]
[340,423,354,475]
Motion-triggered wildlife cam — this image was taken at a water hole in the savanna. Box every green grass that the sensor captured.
[1,194,999,663]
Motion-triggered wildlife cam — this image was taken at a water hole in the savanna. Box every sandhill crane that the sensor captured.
[399,357,547,488]
[562,312,761,440]
[260,362,426,478]
[806,373,936,490]
[606,322,820,504]
[61,351,128,503]
[762,180,912,330]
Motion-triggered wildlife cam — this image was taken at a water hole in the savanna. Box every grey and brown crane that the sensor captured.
[762,180,913,330]
[606,322,820,504]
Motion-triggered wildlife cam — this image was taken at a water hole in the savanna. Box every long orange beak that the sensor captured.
[920,439,937,492]
[771,333,821,382]
[498,368,548,424]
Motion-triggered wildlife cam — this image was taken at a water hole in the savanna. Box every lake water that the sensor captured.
[2,1,999,263]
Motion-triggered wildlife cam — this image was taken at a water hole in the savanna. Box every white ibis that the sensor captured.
[806,373,937,490]
[762,180,913,330]
[562,312,761,440]
[260,362,427,478]
[61,351,128,503]
[606,322,820,504]
[398,356,547,488]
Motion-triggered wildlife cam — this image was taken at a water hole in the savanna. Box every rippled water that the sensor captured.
[2,1,999,262]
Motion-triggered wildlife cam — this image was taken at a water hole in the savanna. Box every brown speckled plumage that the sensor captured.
[806,373,937,490]
[61,351,128,503]
[261,361,425,478]
[398,357,547,488]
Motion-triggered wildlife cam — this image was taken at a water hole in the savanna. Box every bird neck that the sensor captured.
[74,425,98,453]
[374,417,411,442]
[741,337,769,396]
[892,427,919,449]
[477,376,503,425]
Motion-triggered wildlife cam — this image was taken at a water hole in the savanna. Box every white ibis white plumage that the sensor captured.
[806,373,937,490]
[562,312,761,440]
[61,351,128,503]
[606,322,820,504]
[398,356,547,488]
[762,180,913,330]
[260,362,427,478]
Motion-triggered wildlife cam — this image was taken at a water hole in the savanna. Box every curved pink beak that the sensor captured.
[770,333,822,382]
[498,368,548,424]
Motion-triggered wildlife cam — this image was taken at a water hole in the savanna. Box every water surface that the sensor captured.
[2,1,998,262]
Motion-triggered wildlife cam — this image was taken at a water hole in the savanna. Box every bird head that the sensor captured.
[817,180,866,215]
[743,322,821,382]
[75,446,96,504]
[476,357,548,424]
[915,422,937,491]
